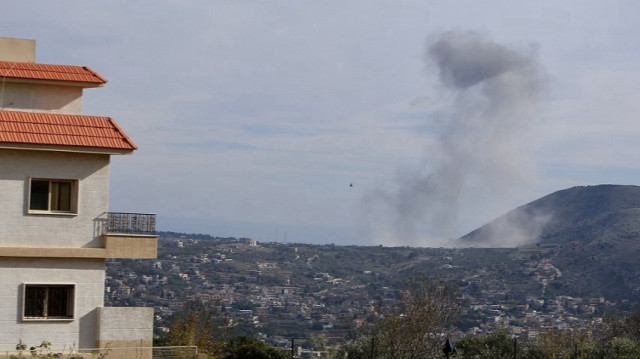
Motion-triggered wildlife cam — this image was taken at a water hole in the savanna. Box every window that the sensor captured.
[23,284,74,320]
[28,178,78,214]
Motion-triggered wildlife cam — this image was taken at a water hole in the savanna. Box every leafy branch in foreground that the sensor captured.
[338,277,464,359]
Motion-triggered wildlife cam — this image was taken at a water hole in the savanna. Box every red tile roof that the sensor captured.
[0,110,137,151]
[0,61,107,86]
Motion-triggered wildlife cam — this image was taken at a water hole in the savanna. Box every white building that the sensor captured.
[0,37,157,356]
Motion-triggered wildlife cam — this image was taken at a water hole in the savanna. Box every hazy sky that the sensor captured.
[3,1,640,245]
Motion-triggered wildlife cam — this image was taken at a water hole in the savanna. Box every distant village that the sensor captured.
[106,234,618,355]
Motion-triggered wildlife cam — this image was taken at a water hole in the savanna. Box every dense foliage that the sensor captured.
[336,278,464,359]
[220,336,288,359]
[162,300,288,359]
[331,275,640,359]
[339,307,640,359]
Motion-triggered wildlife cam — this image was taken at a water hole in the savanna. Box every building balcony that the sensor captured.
[0,212,158,259]
[103,212,158,259]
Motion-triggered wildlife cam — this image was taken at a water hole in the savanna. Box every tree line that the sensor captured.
[161,278,640,358]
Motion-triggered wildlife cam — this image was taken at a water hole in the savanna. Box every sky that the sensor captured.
[3,1,640,246]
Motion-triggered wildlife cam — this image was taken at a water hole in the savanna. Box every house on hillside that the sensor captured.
[0,37,157,357]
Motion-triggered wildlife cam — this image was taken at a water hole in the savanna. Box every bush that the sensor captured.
[220,336,288,359]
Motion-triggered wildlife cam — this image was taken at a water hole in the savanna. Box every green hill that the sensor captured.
[107,185,640,340]
[457,184,640,301]
[460,184,640,246]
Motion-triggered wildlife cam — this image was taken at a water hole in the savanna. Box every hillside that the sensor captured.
[457,184,640,301]
[106,185,640,344]
[460,184,640,247]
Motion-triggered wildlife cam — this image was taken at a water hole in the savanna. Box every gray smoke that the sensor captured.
[364,31,543,246]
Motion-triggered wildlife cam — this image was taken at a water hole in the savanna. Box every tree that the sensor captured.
[339,278,464,359]
[586,307,640,358]
[335,336,375,359]
[456,325,600,359]
[534,325,594,359]
[375,278,464,358]
[456,327,525,359]
[220,336,288,359]
[164,300,228,357]
[166,311,220,356]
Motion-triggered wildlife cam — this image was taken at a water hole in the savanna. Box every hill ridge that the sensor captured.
[459,184,640,247]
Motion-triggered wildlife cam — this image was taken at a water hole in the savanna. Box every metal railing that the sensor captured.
[107,212,156,235]
[0,345,197,359]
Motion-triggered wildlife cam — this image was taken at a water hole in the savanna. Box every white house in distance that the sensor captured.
[0,37,157,356]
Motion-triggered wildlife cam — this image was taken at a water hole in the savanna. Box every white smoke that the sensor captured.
[363,30,543,246]
[464,208,552,248]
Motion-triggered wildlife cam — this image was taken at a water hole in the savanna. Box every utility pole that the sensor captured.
[443,338,455,358]
[370,337,375,359]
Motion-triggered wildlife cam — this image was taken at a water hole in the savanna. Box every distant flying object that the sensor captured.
[349,183,353,187]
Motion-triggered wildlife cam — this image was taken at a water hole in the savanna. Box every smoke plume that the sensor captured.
[364,31,543,246]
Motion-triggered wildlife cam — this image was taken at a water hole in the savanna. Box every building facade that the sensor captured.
[0,37,157,356]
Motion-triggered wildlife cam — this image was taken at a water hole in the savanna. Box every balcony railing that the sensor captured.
[107,212,156,235]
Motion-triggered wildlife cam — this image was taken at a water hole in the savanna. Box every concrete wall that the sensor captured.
[97,307,154,359]
[96,307,154,346]
[0,83,83,114]
[0,37,35,62]
[104,234,158,259]
[0,37,84,115]
[0,149,110,248]
[0,258,105,351]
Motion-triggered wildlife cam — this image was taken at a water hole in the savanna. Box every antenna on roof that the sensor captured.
[0,62,17,111]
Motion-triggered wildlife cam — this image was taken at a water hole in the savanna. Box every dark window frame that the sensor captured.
[22,284,75,320]
[28,178,78,214]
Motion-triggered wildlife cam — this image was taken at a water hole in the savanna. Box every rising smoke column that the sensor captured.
[364,31,542,246]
